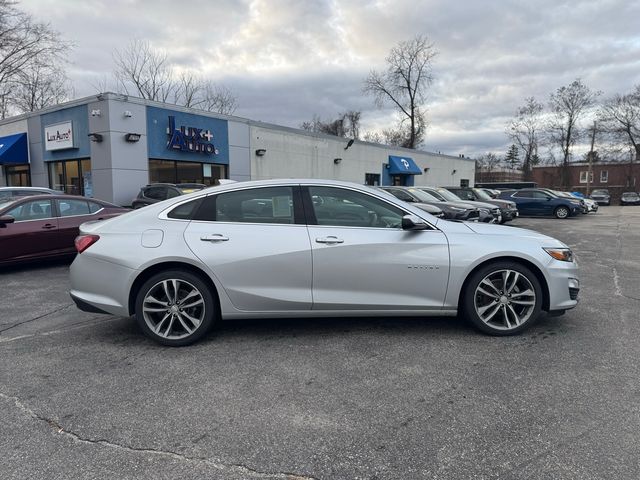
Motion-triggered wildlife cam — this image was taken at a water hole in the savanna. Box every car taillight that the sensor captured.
[75,234,100,254]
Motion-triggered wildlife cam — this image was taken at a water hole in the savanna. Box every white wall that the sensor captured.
[249,126,475,186]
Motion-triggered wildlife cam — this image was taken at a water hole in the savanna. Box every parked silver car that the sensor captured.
[69,179,579,346]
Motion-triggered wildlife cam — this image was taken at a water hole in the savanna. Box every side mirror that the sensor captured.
[0,215,15,228]
[402,214,429,230]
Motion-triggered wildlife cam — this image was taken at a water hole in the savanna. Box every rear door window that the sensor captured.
[145,186,167,200]
[6,199,54,221]
[58,199,91,217]
[194,187,296,224]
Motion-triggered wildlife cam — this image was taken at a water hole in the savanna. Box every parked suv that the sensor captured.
[589,189,611,206]
[499,188,581,219]
[442,186,518,223]
[132,183,207,209]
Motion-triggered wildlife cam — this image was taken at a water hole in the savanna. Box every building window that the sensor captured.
[48,159,92,196]
[579,171,594,183]
[149,159,227,186]
[364,173,380,186]
[4,165,30,186]
[460,179,470,187]
[600,170,608,183]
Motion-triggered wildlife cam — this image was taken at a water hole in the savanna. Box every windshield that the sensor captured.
[0,199,18,210]
[592,190,608,195]
[471,188,493,201]
[432,188,463,202]
[407,188,439,202]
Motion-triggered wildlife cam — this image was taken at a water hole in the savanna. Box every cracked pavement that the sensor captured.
[1,207,639,479]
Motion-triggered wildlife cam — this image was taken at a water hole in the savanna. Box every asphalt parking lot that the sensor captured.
[1,207,639,480]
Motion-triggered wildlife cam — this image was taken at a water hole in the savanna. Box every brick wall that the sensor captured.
[532,162,639,202]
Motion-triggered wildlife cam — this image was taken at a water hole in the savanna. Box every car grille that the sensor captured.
[569,287,579,300]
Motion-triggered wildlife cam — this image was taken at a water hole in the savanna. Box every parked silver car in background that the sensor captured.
[69,179,579,346]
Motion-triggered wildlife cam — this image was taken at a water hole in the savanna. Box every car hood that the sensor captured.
[462,221,558,242]
[486,198,516,208]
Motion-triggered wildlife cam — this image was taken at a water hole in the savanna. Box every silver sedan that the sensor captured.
[69,179,579,346]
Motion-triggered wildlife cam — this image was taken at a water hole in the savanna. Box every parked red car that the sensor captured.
[0,195,128,265]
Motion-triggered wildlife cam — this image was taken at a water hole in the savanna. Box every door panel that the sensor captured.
[184,223,312,311]
[0,199,60,262]
[183,186,312,312]
[304,185,450,310]
[308,226,450,309]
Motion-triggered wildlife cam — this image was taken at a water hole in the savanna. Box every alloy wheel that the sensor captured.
[555,207,569,219]
[473,269,537,331]
[142,279,206,340]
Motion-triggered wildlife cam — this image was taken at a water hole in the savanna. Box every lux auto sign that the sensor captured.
[166,116,218,155]
[45,121,74,151]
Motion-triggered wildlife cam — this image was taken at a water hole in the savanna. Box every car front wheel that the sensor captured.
[463,262,543,335]
[554,206,570,219]
[135,270,217,346]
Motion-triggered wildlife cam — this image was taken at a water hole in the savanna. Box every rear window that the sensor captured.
[167,198,203,219]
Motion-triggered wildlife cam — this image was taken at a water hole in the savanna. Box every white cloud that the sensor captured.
[19,0,640,158]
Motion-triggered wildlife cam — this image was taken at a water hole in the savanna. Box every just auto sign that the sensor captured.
[45,121,75,151]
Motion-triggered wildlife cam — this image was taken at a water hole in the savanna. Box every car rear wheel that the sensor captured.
[463,262,543,335]
[135,270,217,346]
[554,206,570,219]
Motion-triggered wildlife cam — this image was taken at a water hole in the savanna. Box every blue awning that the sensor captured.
[388,155,422,175]
[0,133,28,165]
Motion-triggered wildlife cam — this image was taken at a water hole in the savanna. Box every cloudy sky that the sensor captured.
[21,0,640,158]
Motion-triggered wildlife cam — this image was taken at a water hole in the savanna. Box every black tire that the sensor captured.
[462,261,543,336]
[134,269,217,346]
[554,206,570,219]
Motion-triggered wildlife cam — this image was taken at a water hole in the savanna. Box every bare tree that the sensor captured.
[300,111,362,138]
[200,81,237,115]
[113,39,175,102]
[11,60,70,112]
[598,85,640,162]
[0,0,70,116]
[112,39,237,115]
[548,79,601,187]
[507,97,544,180]
[363,35,437,149]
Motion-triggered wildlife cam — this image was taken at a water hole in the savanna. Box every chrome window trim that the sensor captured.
[158,182,440,230]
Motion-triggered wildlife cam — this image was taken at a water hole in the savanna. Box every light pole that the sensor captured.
[587,121,596,195]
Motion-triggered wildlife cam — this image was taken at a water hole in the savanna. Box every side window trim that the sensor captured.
[302,185,420,230]
[192,185,301,225]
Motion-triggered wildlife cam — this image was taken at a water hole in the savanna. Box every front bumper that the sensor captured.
[501,208,519,221]
[546,262,579,312]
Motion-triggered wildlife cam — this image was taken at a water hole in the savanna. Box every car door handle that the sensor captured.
[200,234,229,242]
[315,236,344,244]
[42,223,56,230]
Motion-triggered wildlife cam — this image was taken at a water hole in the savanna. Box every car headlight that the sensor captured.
[543,247,574,262]
[449,206,465,212]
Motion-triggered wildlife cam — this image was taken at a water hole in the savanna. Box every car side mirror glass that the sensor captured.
[402,214,429,230]
[0,214,15,227]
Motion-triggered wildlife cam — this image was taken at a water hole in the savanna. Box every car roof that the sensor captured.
[0,194,122,206]
[0,186,59,192]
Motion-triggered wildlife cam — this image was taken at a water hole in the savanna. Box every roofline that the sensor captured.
[0,92,473,162]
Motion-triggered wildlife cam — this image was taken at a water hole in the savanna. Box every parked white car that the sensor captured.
[69,179,579,346]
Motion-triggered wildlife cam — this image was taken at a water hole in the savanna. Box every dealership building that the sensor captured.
[0,92,475,205]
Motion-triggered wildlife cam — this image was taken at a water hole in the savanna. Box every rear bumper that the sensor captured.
[70,292,111,314]
[69,254,136,317]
